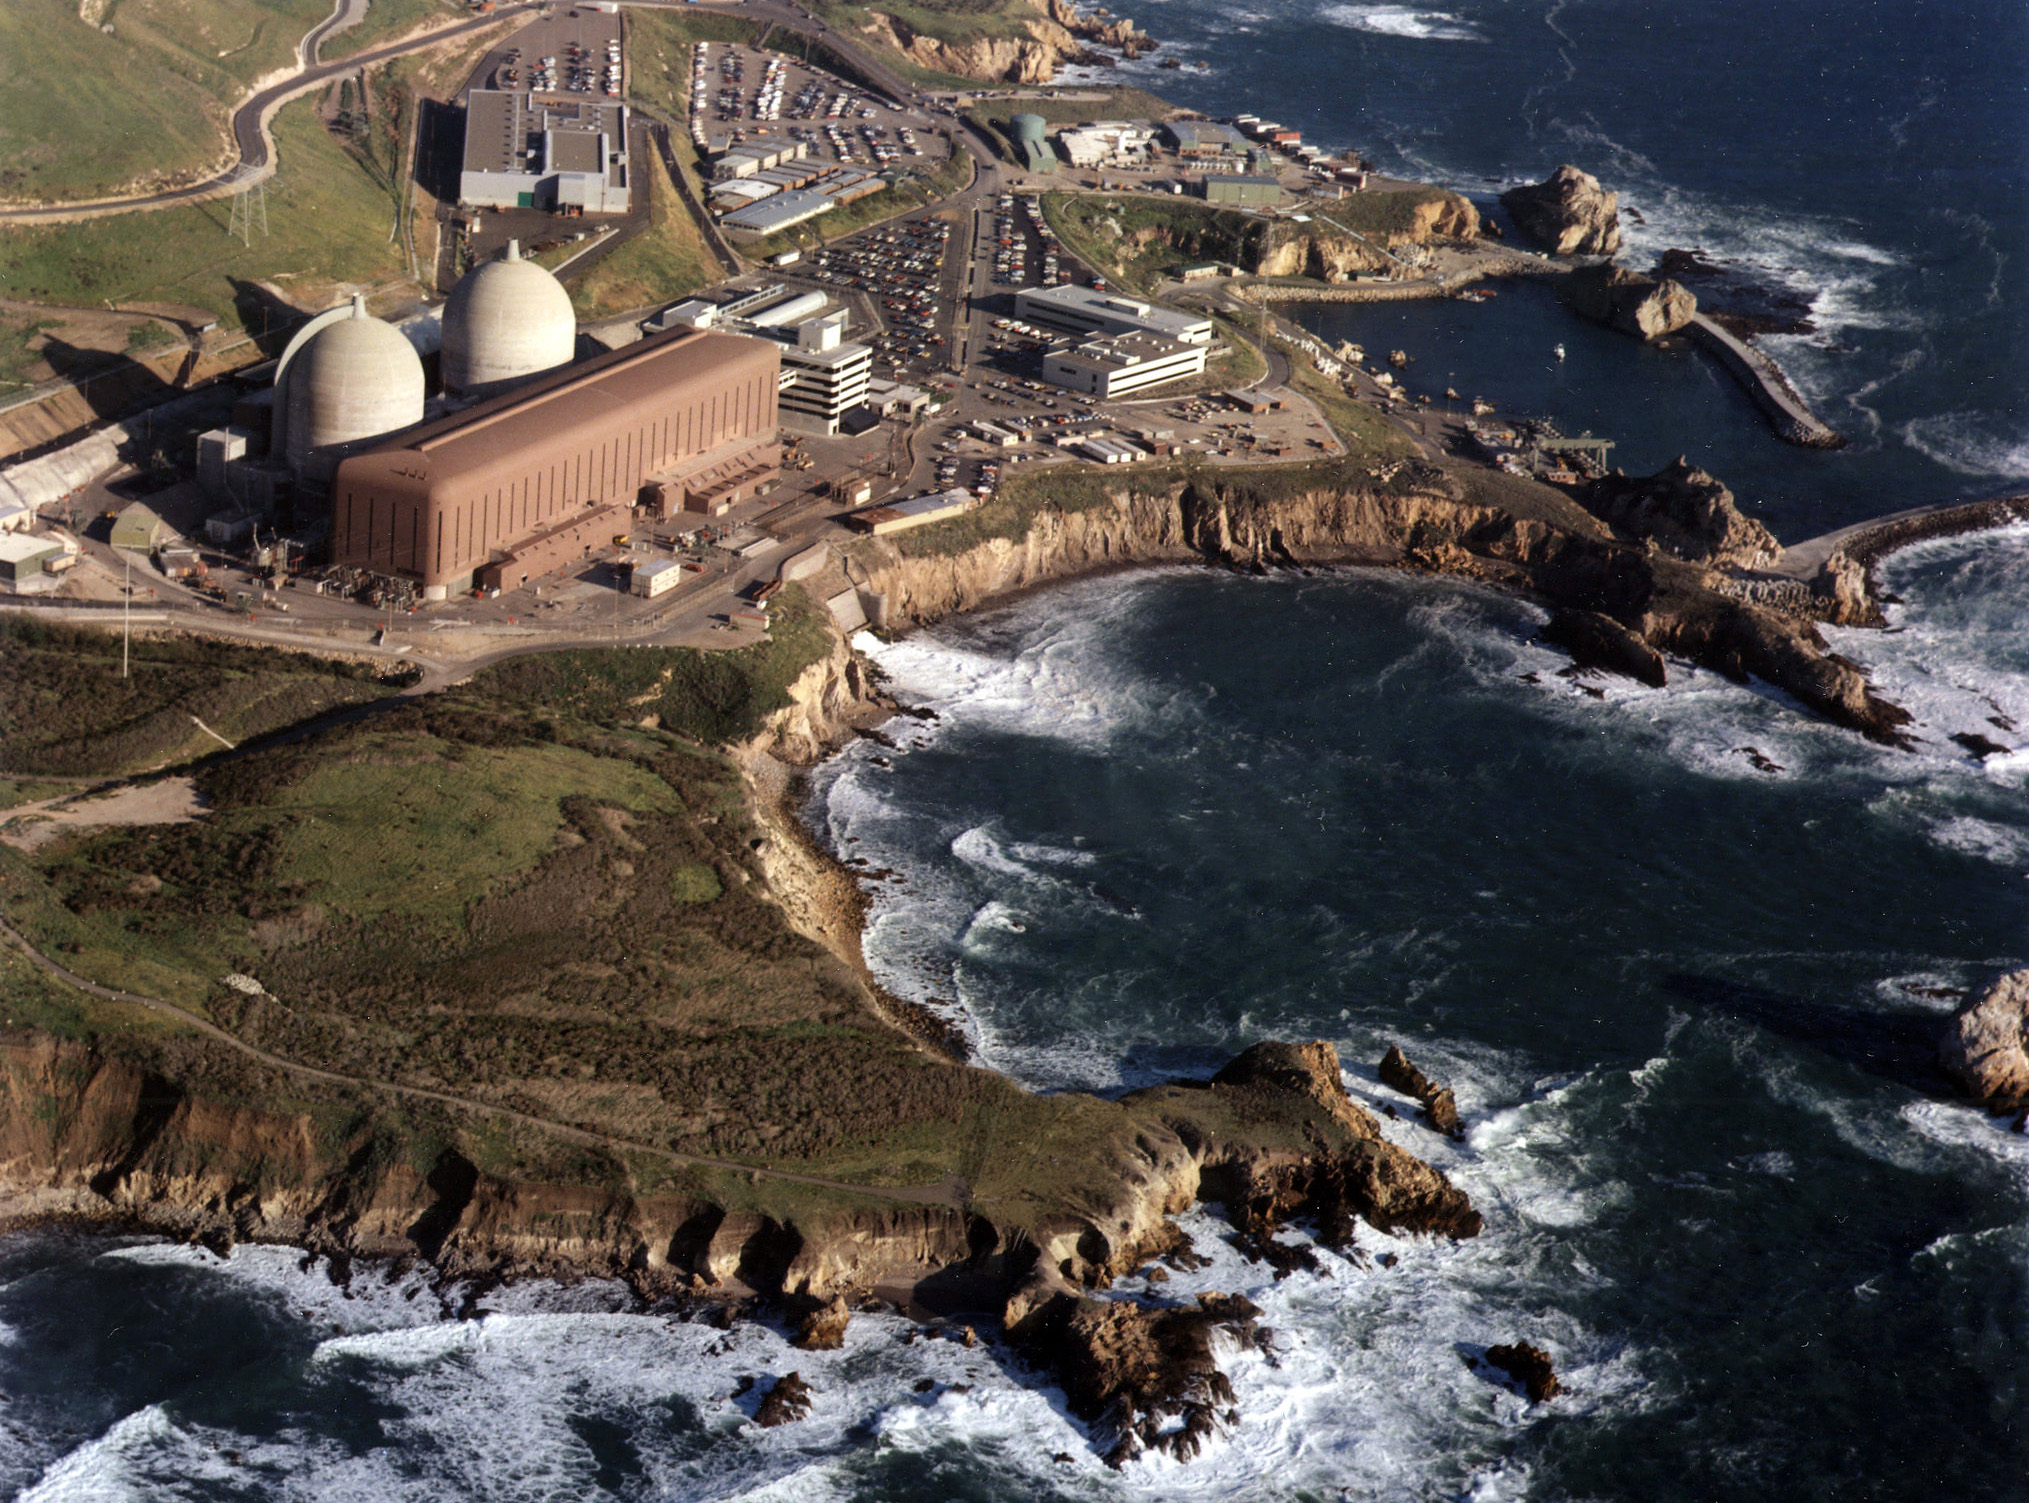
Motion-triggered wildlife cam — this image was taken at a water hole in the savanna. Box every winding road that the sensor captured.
[0,2,539,227]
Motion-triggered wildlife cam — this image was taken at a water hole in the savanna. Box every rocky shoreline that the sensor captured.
[841,459,1917,743]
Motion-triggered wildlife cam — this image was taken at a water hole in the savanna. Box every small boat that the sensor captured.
[1554,343,1567,361]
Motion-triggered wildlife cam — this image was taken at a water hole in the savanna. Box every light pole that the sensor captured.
[122,551,131,681]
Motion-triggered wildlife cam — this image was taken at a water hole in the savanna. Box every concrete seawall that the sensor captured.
[1684,315,1845,449]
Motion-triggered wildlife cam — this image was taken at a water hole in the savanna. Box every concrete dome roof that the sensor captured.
[284,296,425,469]
[441,240,577,396]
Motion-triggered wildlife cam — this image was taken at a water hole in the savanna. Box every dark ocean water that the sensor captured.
[7,3,2028,1498]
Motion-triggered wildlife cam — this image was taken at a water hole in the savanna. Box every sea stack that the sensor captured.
[1502,164,1623,256]
[1939,970,2029,1110]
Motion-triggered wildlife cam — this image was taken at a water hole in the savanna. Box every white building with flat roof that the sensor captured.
[1014,284,1213,346]
[771,314,873,435]
[1040,331,1208,398]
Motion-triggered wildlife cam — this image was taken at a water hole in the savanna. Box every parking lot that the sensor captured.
[798,216,956,381]
[692,44,948,174]
[468,10,623,101]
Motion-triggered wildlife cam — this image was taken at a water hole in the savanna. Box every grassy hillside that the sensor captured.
[0,616,414,780]
[0,90,413,328]
[0,0,336,203]
[0,598,1164,1210]
[568,145,716,320]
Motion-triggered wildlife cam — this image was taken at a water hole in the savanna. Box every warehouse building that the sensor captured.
[330,328,780,597]
[1040,331,1208,398]
[1163,120,1249,157]
[1014,284,1214,346]
[459,90,631,214]
[1202,174,1283,206]
[0,533,69,592]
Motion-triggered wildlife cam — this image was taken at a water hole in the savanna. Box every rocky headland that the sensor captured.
[857,0,1153,83]
[844,459,1913,743]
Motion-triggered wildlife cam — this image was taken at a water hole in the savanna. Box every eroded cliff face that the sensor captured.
[1117,192,1479,284]
[859,11,1084,84]
[847,465,1912,742]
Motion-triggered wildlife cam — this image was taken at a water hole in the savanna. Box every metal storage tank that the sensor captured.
[1010,113,1048,144]
[441,240,577,397]
[283,296,425,476]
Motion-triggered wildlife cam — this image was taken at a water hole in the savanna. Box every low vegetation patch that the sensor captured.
[0,617,412,779]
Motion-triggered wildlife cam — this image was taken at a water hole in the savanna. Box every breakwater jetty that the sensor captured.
[1684,314,1845,449]
[1777,493,2029,580]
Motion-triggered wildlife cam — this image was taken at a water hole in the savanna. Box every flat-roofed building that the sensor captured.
[330,329,779,597]
[1202,174,1282,206]
[771,315,872,436]
[1164,120,1249,157]
[1040,331,1208,398]
[1014,284,1213,347]
[722,187,834,236]
[459,90,630,213]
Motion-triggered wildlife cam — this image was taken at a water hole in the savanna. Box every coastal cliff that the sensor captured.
[857,0,1150,83]
[845,463,1912,741]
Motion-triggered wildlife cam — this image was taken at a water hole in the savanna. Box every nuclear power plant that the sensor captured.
[330,327,781,598]
[196,241,823,599]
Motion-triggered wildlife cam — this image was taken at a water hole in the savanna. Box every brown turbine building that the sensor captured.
[330,328,783,597]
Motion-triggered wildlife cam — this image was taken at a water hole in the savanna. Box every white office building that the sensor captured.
[1041,331,1208,398]
[772,314,873,435]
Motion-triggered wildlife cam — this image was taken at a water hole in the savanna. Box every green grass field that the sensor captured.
[568,148,717,320]
[0,91,413,330]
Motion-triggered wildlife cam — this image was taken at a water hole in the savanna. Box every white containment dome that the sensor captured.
[284,296,426,474]
[441,240,577,397]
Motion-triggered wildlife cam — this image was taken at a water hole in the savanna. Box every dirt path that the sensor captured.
[0,912,969,1208]
[0,777,208,853]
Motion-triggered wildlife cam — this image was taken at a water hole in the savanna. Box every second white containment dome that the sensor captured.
[441,239,577,397]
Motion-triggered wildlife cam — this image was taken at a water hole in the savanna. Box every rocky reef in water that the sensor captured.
[1502,165,1623,256]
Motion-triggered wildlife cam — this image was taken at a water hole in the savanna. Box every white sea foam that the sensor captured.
[1897,412,2029,480]
[1320,4,1485,41]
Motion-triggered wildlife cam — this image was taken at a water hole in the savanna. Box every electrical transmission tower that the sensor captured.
[226,167,270,246]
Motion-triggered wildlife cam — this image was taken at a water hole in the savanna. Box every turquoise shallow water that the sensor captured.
[7,1,2028,1496]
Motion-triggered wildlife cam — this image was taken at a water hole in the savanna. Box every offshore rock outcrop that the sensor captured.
[1938,970,2029,1110]
[1564,263,1698,340]
[1378,1046,1464,1138]
[1486,1342,1562,1403]
[1502,165,1622,256]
